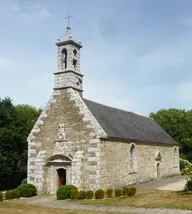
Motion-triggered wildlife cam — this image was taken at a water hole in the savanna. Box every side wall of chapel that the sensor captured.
[99,140,180,188]
[27,88,107,193]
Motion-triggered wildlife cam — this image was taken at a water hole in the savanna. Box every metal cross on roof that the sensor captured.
[65,14,72,26]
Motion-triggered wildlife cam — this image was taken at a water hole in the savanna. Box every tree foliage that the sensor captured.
[149,108,192,161]
[0,97,41,190]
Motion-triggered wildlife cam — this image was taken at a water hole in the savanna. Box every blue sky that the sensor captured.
[0,0,192,116]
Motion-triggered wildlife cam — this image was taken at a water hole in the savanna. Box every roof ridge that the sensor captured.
[83,98,151,120]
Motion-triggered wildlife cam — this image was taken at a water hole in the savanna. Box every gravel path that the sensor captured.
[21,196,192,214]
[136,176,187,191]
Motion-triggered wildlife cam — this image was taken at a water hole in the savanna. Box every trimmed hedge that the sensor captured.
[86,190,94,199]
[5,190,15,200]
[128,187,136,197]
[106,188,113,197]
[57,185,77,200]
[12,189,21,198]
[185,177,192,192]
[0,192,3,201]
[115,188,122,197]
[76,190,86,200]
[122,187,129,196]
[95,189,104,199]
[70,189,78,199]
[17,184,37,197]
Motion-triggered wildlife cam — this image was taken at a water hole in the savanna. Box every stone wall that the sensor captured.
[28,87,180,193]
[54,71,83,91]
[27,88,106,193]
[99,140,180,189]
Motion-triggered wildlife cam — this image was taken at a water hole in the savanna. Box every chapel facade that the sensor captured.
[27,24,180,194]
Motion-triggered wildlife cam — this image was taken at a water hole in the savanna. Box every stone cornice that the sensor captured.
[53,86,83,92]
[54,70,84,77]
[55,39,82,48]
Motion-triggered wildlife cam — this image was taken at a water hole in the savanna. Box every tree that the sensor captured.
[149,108,192,161]
[0,97,41,190]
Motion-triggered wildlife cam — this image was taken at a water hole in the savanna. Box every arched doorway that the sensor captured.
[57,168,66,188]
[46,155,72,194]
[157,163,160,179]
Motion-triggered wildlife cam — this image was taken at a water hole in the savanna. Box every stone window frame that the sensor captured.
[173,146,178,168]
[155,152,162,162]
[155,152,162,179]
[61,48,67,69]
[129,143,137,174]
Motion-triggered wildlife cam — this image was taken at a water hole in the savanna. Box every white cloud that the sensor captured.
[11,2,52,22]
[12,4,20,12]
[28,4,41,10]
[17,9,51,22]
[80,20,192,116]
[138,49,185,74]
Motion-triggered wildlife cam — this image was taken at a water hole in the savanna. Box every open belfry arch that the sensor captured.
[27,18,180,194]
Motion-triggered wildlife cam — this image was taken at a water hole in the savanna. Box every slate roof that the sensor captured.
[83,99,177,145]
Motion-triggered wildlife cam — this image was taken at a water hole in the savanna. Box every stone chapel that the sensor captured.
[27,24,180,194]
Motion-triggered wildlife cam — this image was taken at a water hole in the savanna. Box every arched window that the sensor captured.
[73,49,77,56]
[62,48,67,69]
[73,59,77,70]
[130,144,136,169]
[174,147,177,166]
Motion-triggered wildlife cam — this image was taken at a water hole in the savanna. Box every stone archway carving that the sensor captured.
[45,154,72,194]
[46,154,72,164]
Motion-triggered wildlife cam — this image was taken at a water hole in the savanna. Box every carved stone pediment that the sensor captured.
[57,123,67,141]
[53,140,74,157]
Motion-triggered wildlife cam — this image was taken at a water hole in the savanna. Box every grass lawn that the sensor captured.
[72,189,192,210]
[0,200,135,214]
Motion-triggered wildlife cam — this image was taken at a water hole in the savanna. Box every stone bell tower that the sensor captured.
[54,19,83,94]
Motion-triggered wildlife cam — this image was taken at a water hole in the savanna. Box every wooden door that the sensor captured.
[57,168,66,188]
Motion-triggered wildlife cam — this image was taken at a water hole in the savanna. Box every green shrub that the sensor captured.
[95,189,104,199]
[180,158,192,175]
[185,177,192,192]
[5,190,15,200]
[106,188,113,197]
[180,158,191,171]
[86,190,94,199]
[0,192,3,201]
[57,185,77,200]
[181,165,192,175]
[70,189,78,199]
[17,184,37,197]
[76,190,86,200]
[12,189,21,198]
[122,187,129,196]
[21,178,27,184]
[128,187,136,197]
[115,188,122,197]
